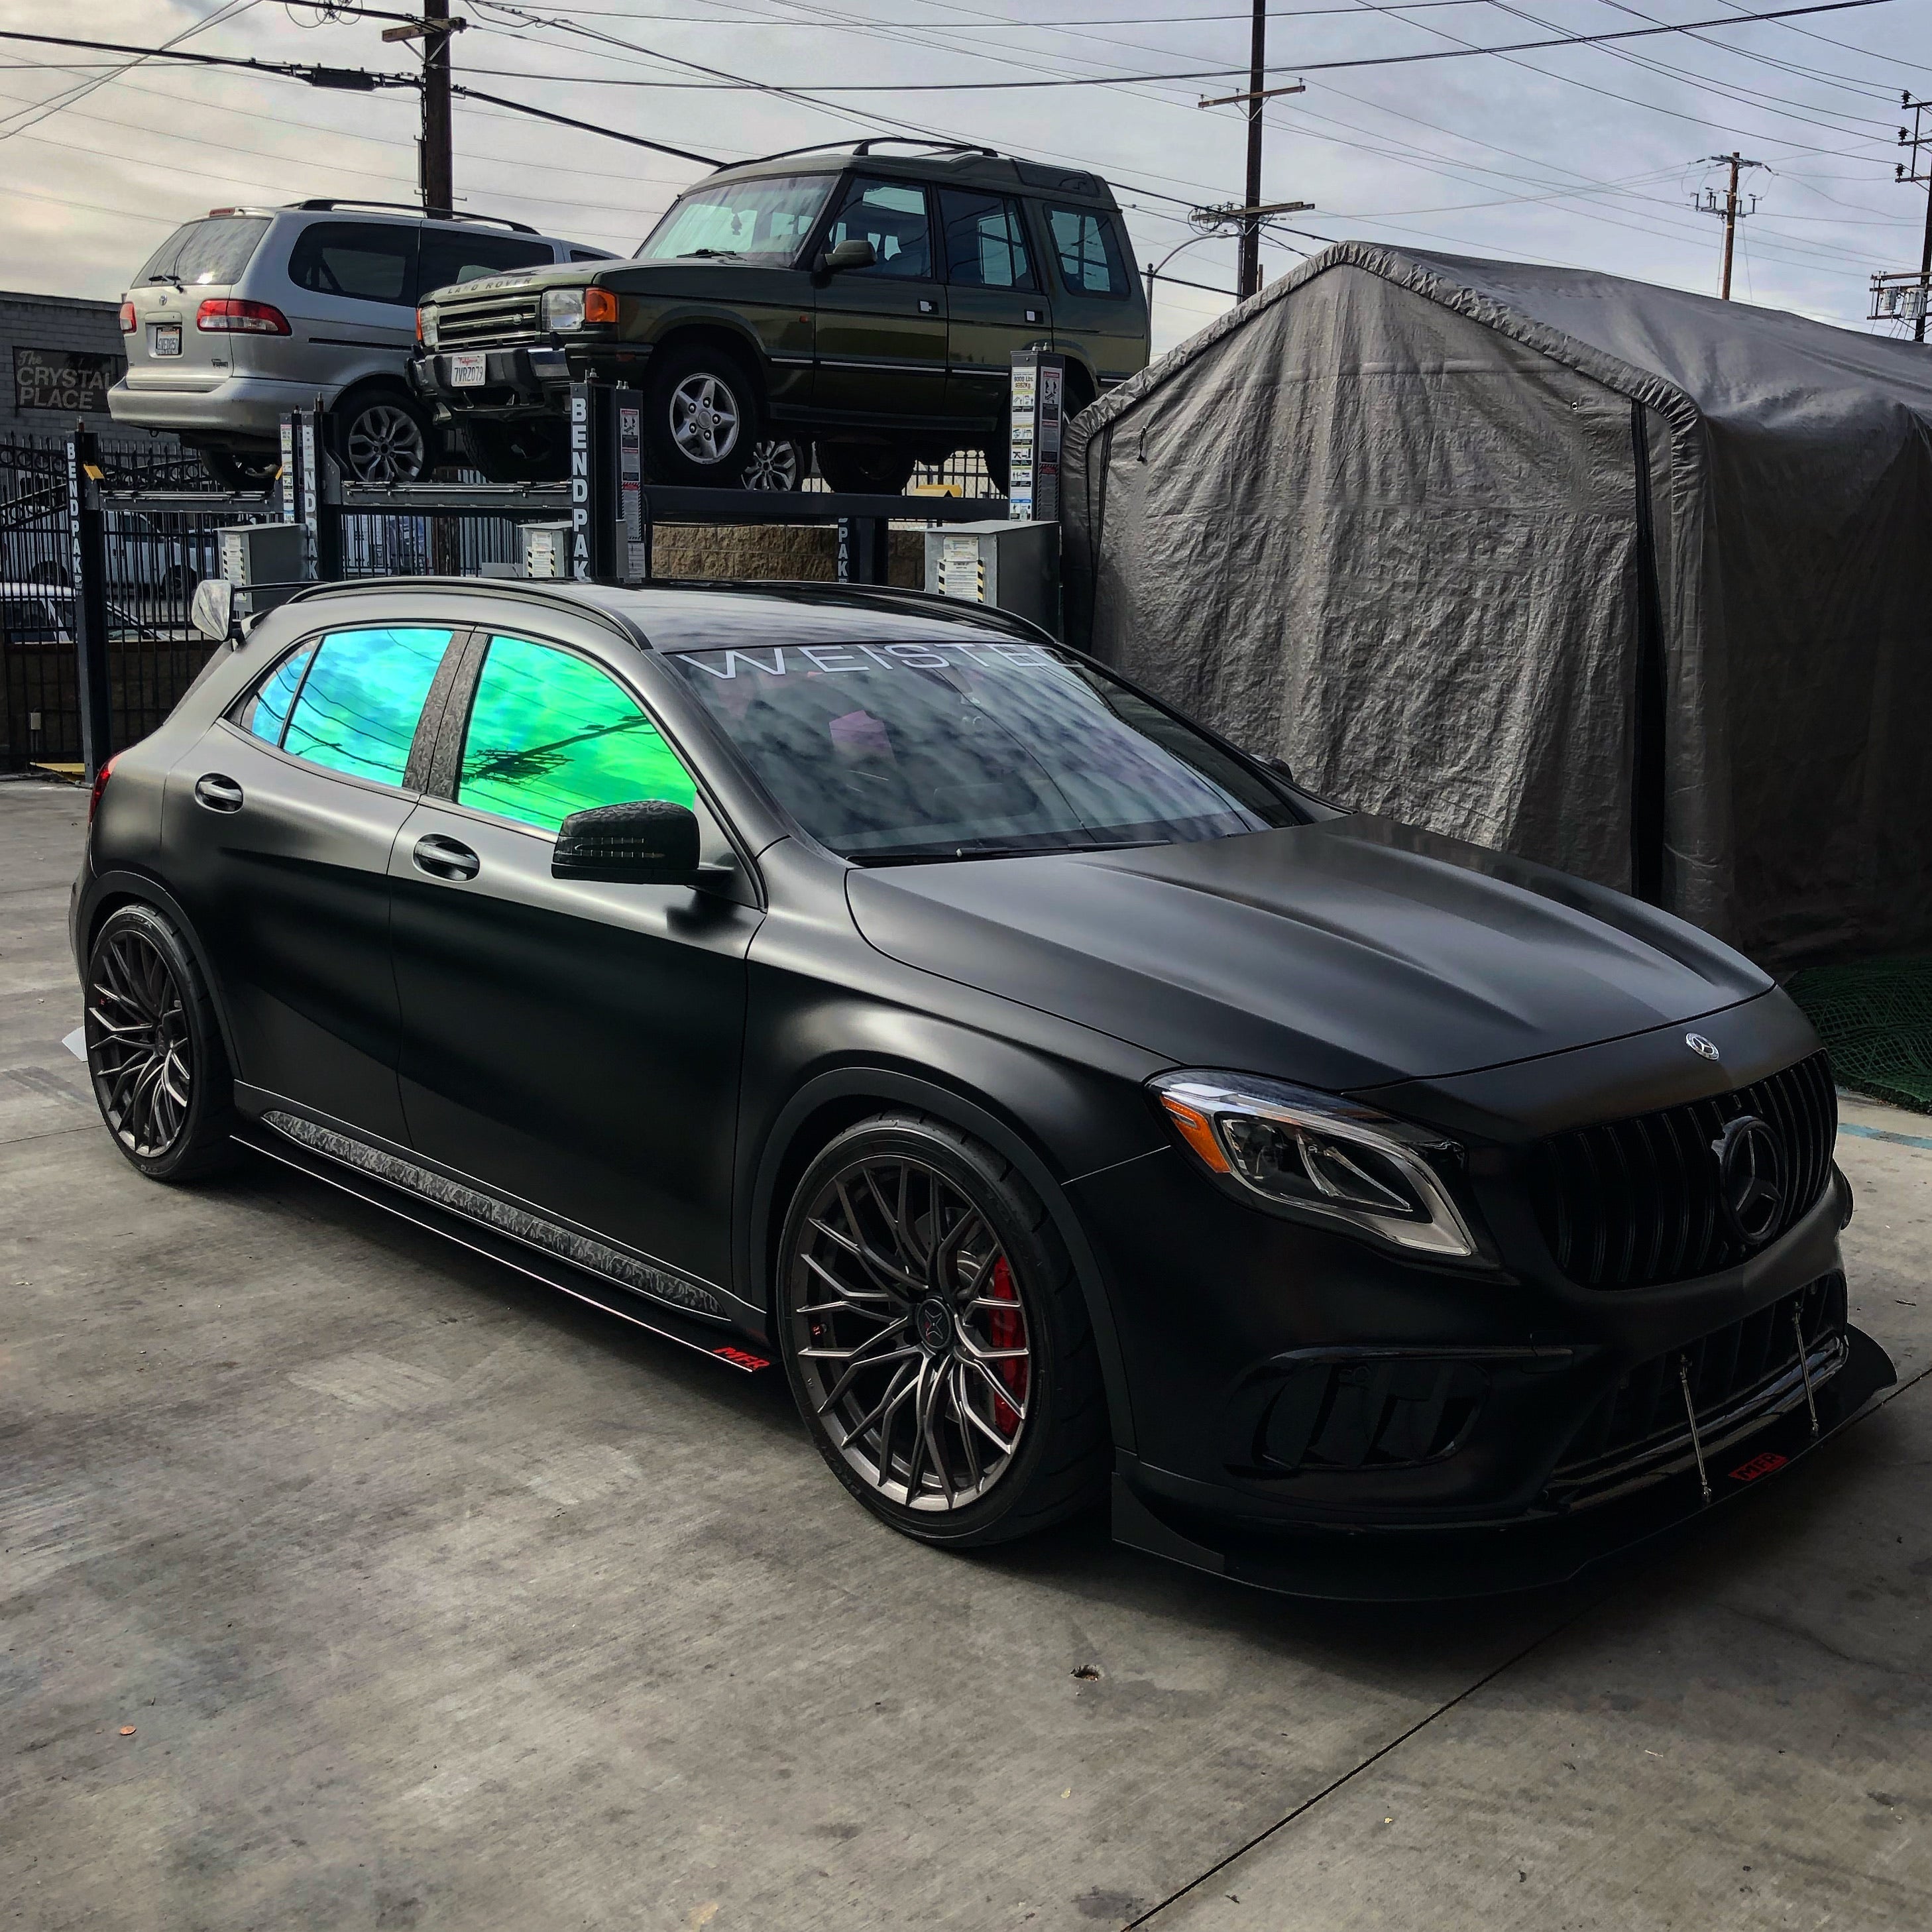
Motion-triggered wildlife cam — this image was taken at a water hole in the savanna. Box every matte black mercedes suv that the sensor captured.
[72,579,1888,1593]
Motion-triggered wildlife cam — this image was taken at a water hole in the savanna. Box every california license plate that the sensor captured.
[450,351,486,388]
[150,323,181,357]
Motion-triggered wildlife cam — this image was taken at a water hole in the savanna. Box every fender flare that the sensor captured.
[82,868,245,1076]
[748,1065,1138,1453]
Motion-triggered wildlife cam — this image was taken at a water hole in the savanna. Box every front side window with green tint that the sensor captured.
[280,627,452,785]
[456,634,696,833]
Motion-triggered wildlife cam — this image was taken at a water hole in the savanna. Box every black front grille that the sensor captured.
[1531,1051,1836,1288]
[1548,1273,1847,1506]
[436,294,542,347]
[1231,1355,1489,1476]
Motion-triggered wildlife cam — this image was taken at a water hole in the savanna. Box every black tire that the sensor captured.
[84,903,237,1182]
[776,1113,1109,1548]
[457,416,568,484]
[979,440,1011,496]
[642,341,762,486]
[334,387,433,484]
[816,440,915,495]
[199,446,278,492]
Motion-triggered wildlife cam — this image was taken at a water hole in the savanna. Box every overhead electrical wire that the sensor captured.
[436,1,1916,87]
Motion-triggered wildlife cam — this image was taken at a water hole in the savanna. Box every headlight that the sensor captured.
[542,287,587,333]
[1150,1070,1479,1259]
[418,306,438,350]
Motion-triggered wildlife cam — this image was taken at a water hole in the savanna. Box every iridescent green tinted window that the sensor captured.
[235,640,316,744]
[456,634,696,833]
[280,627,452,785]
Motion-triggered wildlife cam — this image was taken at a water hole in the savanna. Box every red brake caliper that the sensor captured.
[986,1256,1027,1437]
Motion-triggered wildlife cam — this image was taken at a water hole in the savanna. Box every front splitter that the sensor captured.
[1111,1326,1897,1601]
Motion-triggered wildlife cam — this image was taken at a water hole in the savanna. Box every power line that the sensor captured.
[431,3,1914,88]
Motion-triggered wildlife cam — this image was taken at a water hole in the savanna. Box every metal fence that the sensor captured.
[6,400,1014,776]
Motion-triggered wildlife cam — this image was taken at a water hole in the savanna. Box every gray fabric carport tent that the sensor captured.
[1061,242,1932,970]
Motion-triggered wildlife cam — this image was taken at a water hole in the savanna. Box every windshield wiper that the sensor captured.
[854,838,1159,866]
[677,248,742,260]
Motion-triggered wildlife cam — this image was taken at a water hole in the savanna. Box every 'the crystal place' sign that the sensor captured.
[14,346,122,415]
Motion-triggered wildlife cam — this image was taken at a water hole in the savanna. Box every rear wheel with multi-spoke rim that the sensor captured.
[85,904,236,1181]
[777,1114,1109,1546]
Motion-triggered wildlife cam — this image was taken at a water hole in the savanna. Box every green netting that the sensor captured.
[1788,956,1932,1115]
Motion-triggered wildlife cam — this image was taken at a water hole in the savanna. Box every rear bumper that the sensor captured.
[1111,1323,1896,1599]
[107,374,344,444]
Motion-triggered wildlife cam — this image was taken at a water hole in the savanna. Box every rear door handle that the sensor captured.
[413,833,480,881]
[194,773,243,813]
[918,298,937,314]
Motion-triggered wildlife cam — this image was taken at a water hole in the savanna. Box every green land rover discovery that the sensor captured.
[410,141,1150,492]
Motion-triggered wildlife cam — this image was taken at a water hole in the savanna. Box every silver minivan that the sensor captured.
[109,201,613,489]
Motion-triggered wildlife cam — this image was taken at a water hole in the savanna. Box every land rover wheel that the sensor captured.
[816,441,915,495]
[644,343,761,486]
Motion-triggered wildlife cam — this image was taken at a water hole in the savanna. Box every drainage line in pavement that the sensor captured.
[1124,1355,1932,1927]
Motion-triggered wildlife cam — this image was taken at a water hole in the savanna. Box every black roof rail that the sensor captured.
[284,199,541,235]
[710,137,998,175]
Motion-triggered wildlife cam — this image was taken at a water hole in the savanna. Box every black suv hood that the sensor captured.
[846,816,1770,1089]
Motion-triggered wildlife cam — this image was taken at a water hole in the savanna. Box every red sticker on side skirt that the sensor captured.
[712,1345,771,1372]
[1729,1451,1789,1483]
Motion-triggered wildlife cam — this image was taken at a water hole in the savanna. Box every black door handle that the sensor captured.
[194,773,243,813]
[413,833,479,881]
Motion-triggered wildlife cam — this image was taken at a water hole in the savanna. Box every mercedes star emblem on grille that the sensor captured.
[1713,1113,1786,1245]
[1685,1033,1721,1060]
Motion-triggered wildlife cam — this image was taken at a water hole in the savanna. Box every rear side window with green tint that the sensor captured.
[233,641,316,744]
[280,626,452,785]
[455,634,696,834]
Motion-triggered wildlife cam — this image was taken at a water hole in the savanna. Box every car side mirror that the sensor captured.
[815,237,876,277]
[553,799,700,885]
[190,577,237,644]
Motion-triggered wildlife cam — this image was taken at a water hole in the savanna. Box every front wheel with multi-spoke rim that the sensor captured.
[777,1114,1109,1546]
[85,903,236,1181]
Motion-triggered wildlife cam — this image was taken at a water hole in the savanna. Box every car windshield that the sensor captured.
[634,175,834,264]
[134,215,270,288]
[669,636,1297,861]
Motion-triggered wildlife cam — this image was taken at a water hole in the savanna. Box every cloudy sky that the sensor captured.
[5,0,1929,353]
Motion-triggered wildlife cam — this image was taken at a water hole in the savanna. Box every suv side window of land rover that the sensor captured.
[455,634,698,833]
[1046,206,1129,298]
[937,190,1036,290]
[233,626,455,785]
[288,223,419,308]
[823,178,935,280]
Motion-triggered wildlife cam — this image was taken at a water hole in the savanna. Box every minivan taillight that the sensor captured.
[89,754,119,824]
[119,301,136,333]
[196,298,290,335]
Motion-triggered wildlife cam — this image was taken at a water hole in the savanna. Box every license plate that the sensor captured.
[450,351,487,388]
[151,323,181,358]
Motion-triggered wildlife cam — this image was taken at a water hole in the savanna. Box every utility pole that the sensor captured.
[1239,0,1266,299]
[383,6,462,217]
[1693,152,1766,300]
[1898,94,1932,344]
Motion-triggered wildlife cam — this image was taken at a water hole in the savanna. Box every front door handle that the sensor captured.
[413,833,480,881]
[194,773,244,813]
[918,297,937,315]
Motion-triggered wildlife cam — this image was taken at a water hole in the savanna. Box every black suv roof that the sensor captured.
[702,141,1119,209]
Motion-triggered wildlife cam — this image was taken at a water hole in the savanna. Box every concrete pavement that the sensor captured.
[3,780,1927,1931]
